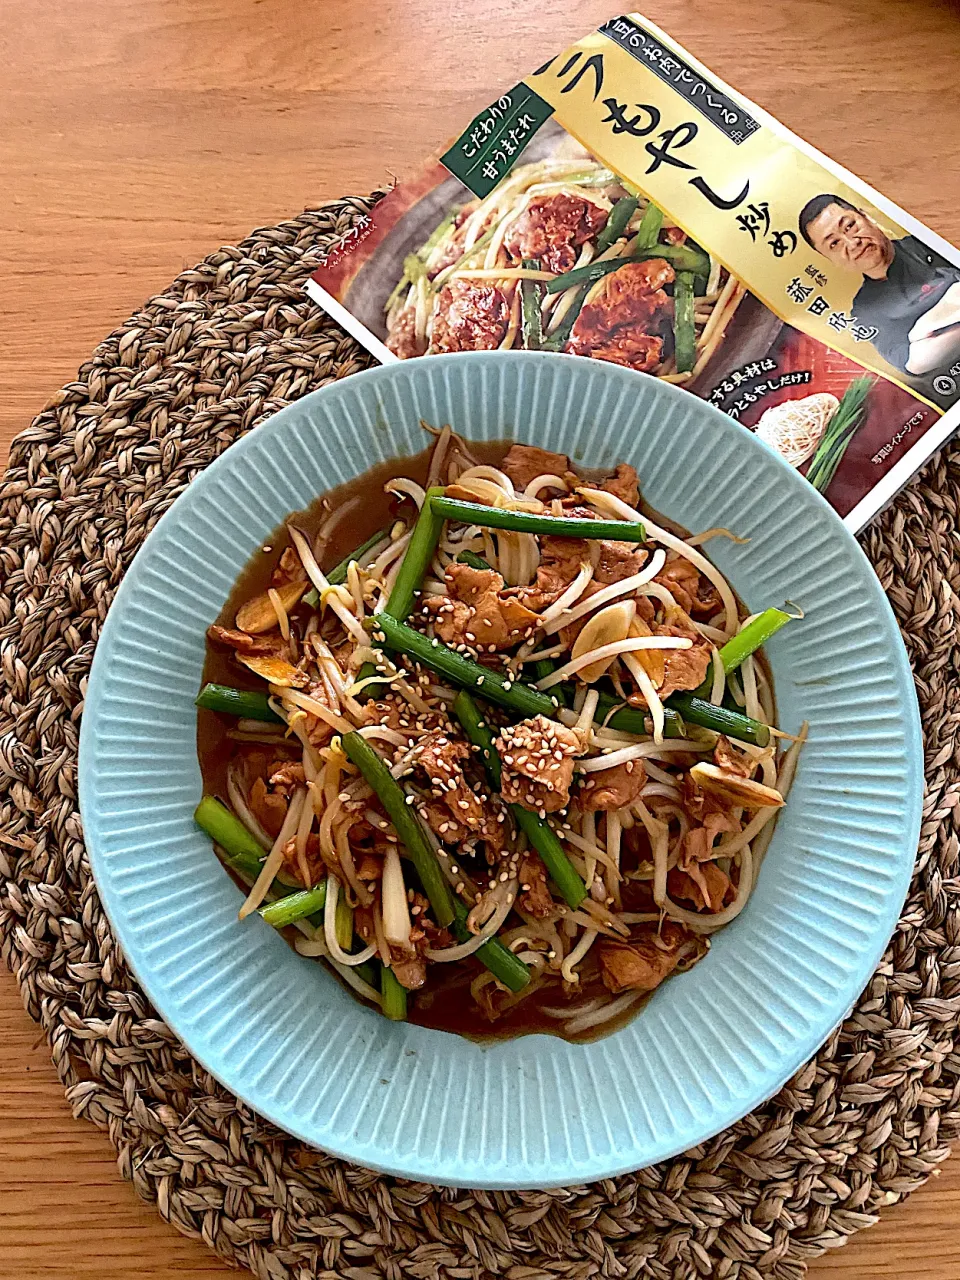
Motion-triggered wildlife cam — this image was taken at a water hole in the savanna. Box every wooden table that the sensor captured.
[2,0,959,1274]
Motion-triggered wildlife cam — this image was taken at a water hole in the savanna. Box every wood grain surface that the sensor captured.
[2,0,959,1274]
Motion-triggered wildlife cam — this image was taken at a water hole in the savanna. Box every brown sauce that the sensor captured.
[197,439,769,1044]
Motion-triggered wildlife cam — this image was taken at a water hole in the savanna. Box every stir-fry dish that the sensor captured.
[384,156,745,383]
[196,430,804,1040]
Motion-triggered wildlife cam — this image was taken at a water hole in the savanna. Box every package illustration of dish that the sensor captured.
[306,13,960,530]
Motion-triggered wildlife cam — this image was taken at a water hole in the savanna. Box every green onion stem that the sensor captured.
[193,796,319,915]
[356,487,447,697]
[593,691,686,738]
[335,892,354,952]
[370,614,560,721]
[632,201,664,251]
[456,549,494,571]
[535,660,568,707]
[342,728,528,993]
[717,608,794,674]
[595,195,639,251]
[380,964,408,1019]
[386,487,447,619]
[545,242,709,295]
[259,885,327,929]
[673,271,696,374]
[666,692,770,747]
[340,732,455,928]
[430,495,646,541]
[194,796,270,882]
[540,283,589,351]
[372,614,769,744]
[195,684,282,723]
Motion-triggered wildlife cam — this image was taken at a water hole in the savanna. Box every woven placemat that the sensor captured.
[1,197,959,1280]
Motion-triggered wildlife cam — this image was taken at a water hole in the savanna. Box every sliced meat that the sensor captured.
[407,727,507,857]
[420,800,469,846]
[597,921,687,994]
[518,852,554,918]
[386,307,427,359]
[355,852,384,884]
[501,443,571,491]
[248,775,289,841]
[713,735,753,778]
[658,636,713,699]
[668,863,734,912]
[268,761,306,795]
[280,832,330,888]
[572,331,664,372]
[354,905,376,944]
[420,797,508,856]
[477,807,510,859]
[625,607,712,701]
[431,279,509,353]
[578,758,647,812]
[364,698,415,737]
[618,875,657,914]
[529,534,592,600]
[635,595,656,624]
[408,728,471,786]
[409,890,452,951]
[390,954,428,991]
[207,625,305,686]
[654,557,722,618]
[207,625,282,657]
[680,810,739,866]
[495,715,580,815]
[503,193,608,274]
[601,463,640,508]
[364,696,444,739]
[594,539,647,584]
[566,259,675,373]
[427,236,465,279]
[681,770,742,833]
[408,729,487,830]
[424,563,538,650]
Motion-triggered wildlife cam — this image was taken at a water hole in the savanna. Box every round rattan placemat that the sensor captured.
[1,197,959,1280]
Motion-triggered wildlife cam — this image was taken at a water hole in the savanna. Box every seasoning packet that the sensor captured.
[306,12,960,529]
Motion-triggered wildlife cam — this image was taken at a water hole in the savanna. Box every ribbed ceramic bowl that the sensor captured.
[79,352,921,1188]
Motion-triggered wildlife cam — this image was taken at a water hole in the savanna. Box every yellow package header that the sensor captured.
[525,14,932,405]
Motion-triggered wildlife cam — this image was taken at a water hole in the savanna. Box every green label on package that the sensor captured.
[440,83,554,197]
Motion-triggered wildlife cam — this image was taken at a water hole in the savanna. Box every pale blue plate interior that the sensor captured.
[79,352,921,1188]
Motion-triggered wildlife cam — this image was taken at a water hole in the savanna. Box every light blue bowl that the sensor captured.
[79,352,921,1188]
